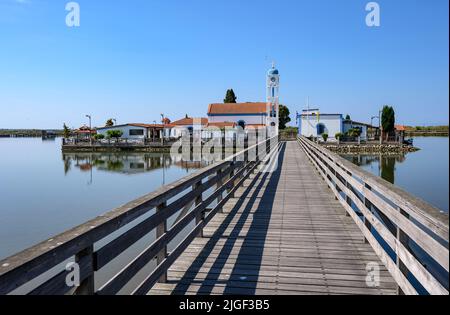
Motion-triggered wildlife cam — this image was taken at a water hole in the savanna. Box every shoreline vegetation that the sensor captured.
[1,125,448,137]
[405,125,449,137]
[0,129,63,137]
[322,143,420,154]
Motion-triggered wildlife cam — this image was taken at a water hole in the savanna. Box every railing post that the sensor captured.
[156,201,168,283]
[74,245,95,295]
[215,169,224,212]
[226,161,235,191]
[345,174,352,217]
[363,183,373,243]
[396,207,410,295]
[194,181,204,237]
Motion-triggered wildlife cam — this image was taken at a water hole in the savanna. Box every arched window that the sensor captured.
[237,120,246,130]
[317,123,326,135]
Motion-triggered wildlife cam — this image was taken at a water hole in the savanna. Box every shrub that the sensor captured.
[106,130,123,139]
[346,128,361,138]
[335,132,343,140]
[322,133,329,142]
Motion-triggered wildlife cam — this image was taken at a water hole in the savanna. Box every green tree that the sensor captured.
[105,119,115,127]
[279,104,291,130]
[381,105,396,141]
[106,130,123,141]
[224,89,237,103]
[346,128,361,138]
[94,134,105,140]
[322,133,329,142]
[335,132,343,140]
[63,123,71,138]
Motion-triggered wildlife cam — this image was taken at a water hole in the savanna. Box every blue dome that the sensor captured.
[268,68,279,75]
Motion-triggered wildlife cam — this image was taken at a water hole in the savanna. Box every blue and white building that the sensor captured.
[297,109,343,140]
[297,109,371,141]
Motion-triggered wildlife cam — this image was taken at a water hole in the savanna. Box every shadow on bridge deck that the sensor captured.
[149,142,397,295]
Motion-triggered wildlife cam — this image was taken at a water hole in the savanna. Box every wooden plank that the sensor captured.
[94,165,236,270]
[299,137,449,294]
[300,137,449,241]
[149,142,398,296]
[299,139,419,295]
[133,155,273,295]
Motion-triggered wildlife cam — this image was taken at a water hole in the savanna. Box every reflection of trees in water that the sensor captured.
[341,153,408,185]
[106,160,125,171]
[344,155,379,167]
[63,156,72,175]
[62,153,206,174]
[380,157,396,184]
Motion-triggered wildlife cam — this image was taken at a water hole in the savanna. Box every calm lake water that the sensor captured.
[340,137,449,214]
[0,137,205,261]
[0,136,448,293]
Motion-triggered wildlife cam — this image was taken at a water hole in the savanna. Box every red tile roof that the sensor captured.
[97,123,174,130]
[171,117,208,126]
[395,125,406,131]
[208,103,267,115]
[75,125,96,134]
[129,123,174,129]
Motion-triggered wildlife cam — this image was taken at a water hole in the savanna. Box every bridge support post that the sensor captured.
[227,165,235,198]
[216,169,224,213]
[363,184,373,243]
[345,179,352,217]
[156,202,168,283]
[74,245,95,295]
[396,207,410,295]
[193,181,204,237]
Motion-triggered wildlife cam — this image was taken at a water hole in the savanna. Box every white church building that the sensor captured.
[205,64,280,138]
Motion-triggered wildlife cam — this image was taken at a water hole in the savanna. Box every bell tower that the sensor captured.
[266,63,280,137]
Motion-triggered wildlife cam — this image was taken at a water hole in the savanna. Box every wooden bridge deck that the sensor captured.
[149,142,397,295]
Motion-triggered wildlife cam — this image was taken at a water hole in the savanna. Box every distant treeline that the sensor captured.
[405,126,448,132]
[0,129,64,137]
[404,125,449,136]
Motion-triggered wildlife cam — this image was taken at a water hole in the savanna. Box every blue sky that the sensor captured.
[0,0,448,129]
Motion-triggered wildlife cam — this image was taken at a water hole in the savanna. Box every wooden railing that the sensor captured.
[0,137,280,295]
[297,136,449,295]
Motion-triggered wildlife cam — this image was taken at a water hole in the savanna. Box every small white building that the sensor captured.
[170,117,208,138]
[297,109,375,142]
[96,123,170,141]
[298,109,343,140]
[342,120,369,141]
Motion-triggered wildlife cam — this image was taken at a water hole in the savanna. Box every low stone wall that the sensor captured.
[322,143,420,154]
[62,145,172,153]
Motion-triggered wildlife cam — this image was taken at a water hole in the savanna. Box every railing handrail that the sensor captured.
[300,136,449,240]
[297,136,449,295]
[0,136,279,295]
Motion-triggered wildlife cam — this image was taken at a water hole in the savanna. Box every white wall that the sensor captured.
[300,115,343,139]
[208,114,267,126]
[97,125,147,139]
[202,128,237,139]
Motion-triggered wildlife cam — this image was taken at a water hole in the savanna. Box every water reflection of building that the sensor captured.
[62,153,206,176]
